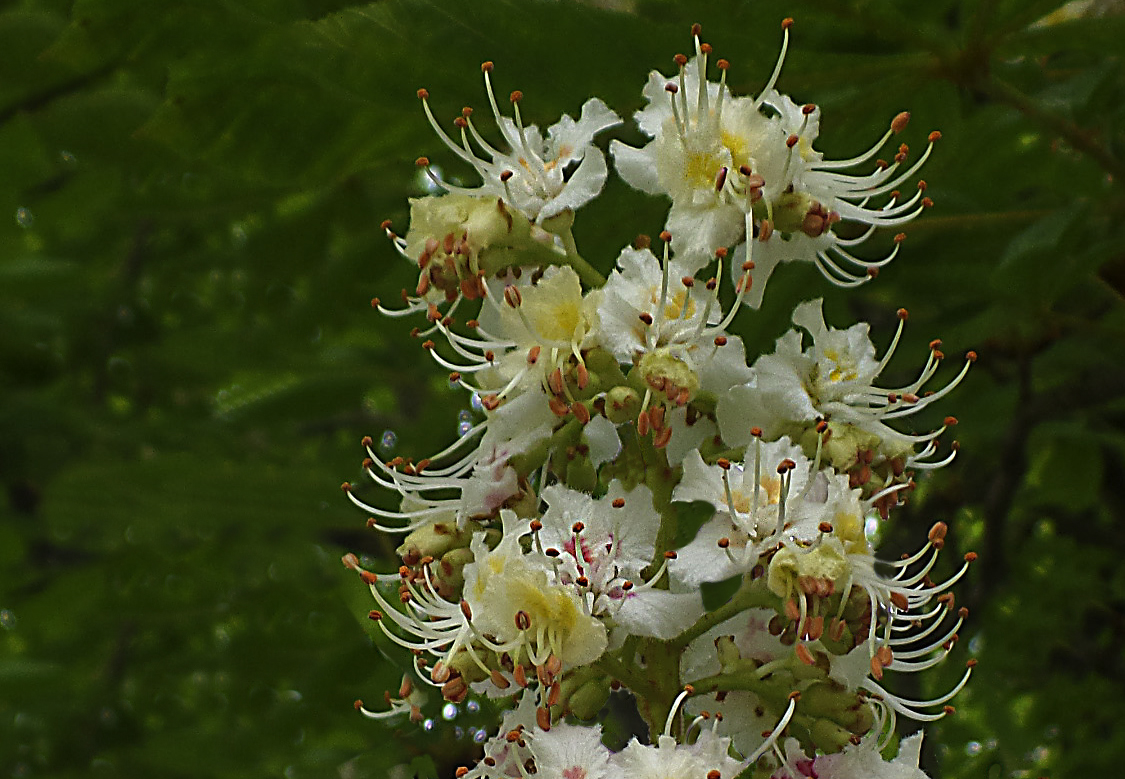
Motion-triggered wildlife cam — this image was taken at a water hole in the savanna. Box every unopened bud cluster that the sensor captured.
[346,20,974,779]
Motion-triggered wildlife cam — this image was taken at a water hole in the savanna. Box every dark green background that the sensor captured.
[2,0,1124,776]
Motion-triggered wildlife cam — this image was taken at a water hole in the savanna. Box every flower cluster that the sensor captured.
[345,20,974,779]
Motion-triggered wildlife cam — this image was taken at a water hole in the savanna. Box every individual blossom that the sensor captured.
[460,691,619,779]
[611,21,938,306]
[538,481,704,642]
[595,237,753,461]
[718,299,974,506]
[416,62,621,224]
[770,731,929,779]
[344,510,608,710]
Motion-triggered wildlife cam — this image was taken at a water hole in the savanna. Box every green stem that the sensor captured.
[669,577,779,651]
[558,225,606,288]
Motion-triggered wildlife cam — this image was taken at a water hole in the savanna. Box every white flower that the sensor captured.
[670,438,814,587]
[611,22,939,307]
[417,63,620,223]
[718,299,973,475]
[465,693,619,779]
[611,731,746,779]
[538,482,704,641]
[772,731,930,779]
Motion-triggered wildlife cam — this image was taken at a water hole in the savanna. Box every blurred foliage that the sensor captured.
[1,0,1124,776]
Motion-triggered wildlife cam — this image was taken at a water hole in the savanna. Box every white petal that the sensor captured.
[539,148,608,220]
[610,140,664,195]
[583,415,622,468]
[613,588,703,639]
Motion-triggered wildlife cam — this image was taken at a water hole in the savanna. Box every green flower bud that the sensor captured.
[566,676,612,720]
[634,348,700,403]
[809,717,855,754]
[604,386,641,424]
[397,520,482,563]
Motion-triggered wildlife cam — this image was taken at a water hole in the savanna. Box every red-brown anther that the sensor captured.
[576,363,590,389]
[505,728,521,743]
[508,89,523,103]
[417,88,430,100]
[715,166,728,192]
[716,457,732,470]
[868,267,880,278]
[782,17,794,29]
[431,662,450,684]
[965,552,978,563]
[481,394,501,411]
[496,170,514,184]
[922,197,934,208]
[513,663,528,688]
[933,350,945,361]
[524,346,541,366]
[903,393,919,403]
[943,705,956,715]
[622,580,634,591]
[654,425,673,449]
[817,522,834,535]
[741,260,756,272]
[570,521,585,535]
[887,392,900,404]
[796,644,816,666]
[421,339,435,351]
[717,537,731,549]
[665,82,679,95]
[785,599,801,621]
[750,426,763,438]
[717,58,730,70]
[700,42,713,55]
[545,654,562,678]
[371,297,382,310]
[690,22,703,35]
[786,134,799,148]
[664,550,678,560]
[340,481,353,494]
[959,606,970,620]
[455,768,469,778]
[466,319,479,329]
[354,699,365,711]
[638,311,654,325]
[891,111,911,133]
[481,61,494,72]
[714,335,728,346]
[547,681,561,707]
[575,575,589,587]
[536,706,551,732]
[419,555,434,566]
[966,350,978,362]
[368,610,383,621]
[829,617,846,642]
[966,658,978,669]
[572,402,591,425]
[659,229,674,244]
[738,163,754,177]
[894,150,908,164]
[890,190,901,201]
[673,53,688,67]
[454,116,468,129]
[545,547,560,557]
[548,396,570,417]
[649,404,665,430]
[876,158,889,170]
[536,663,550,688]
[707,771,721,779]
[758,220,774,242]
[892,233,907,246]
[546,367,565,396]
[928,130,942,143]
[612,498,626,508]
[876,645,894,667]
[870,656,885,680]
[442,676,468,702]
[358,570,377,586]
[504,285,522,308]
[779,458,796,473]
[675,387,691,406]
[459,599,472,620]
[637,409,651,436]
[806,616,824,641]
[890,591,910,611]
[938,592,956,611]
[415,156,430,169]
